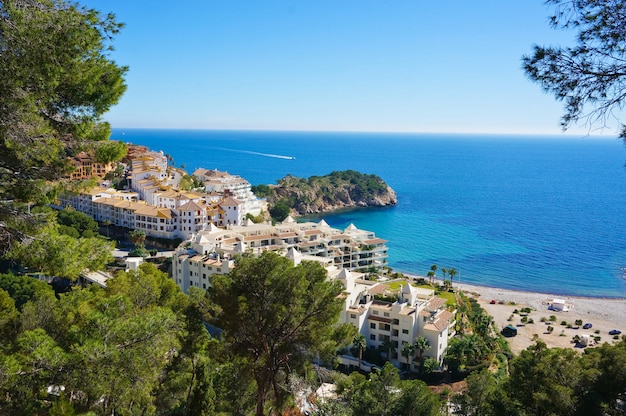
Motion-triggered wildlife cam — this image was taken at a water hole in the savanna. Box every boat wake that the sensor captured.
[212,147,295,160]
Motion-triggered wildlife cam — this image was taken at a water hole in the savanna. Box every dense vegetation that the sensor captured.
[253,170,396,222]
[0,0,127,263]
[0,255,355,415]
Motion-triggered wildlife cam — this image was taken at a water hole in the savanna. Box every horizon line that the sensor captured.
[109,126,617,139]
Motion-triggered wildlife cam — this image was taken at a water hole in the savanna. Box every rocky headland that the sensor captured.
[254,170,397,216]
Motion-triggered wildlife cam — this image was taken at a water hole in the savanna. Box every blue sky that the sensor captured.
[84,1,618,136]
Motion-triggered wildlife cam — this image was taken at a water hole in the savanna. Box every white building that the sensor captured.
[172,217,388,273]
[172,228,452,369]
[193,168,263,216]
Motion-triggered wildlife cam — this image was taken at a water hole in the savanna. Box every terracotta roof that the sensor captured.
[424,318,449,332]
[178,201,205,211]
[426,297,446,311]
[220,196,241,206]
[304,229,323,235]
[367,284,389,296]
[437,309,455,323]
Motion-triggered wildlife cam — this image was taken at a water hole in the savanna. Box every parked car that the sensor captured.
[490,299,497,304]
[583,323,592,329]
[609,329,622,336]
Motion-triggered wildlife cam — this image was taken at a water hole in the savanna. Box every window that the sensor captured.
[372,310,379,315]
[383,312,390,317]
[370,323,376,329]
[402,329,409,334]
[350,314,356,319]
[370,334,375,341]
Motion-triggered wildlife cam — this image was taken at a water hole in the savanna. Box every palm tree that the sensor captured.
[352,334,366,370]
[413,336,431,372]
[440,267,448,281]
[426,270,435,285]
[401,342,415,371]
[448,268,458,288]
[380,338,395,362]
[430,264,438,283]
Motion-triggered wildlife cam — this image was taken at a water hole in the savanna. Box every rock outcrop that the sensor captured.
[264,170,397,216]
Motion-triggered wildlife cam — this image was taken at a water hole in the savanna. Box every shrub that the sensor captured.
[549,315,557,322]
[561,321,568,326]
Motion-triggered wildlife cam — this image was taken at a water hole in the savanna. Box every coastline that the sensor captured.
[402,272,626,354]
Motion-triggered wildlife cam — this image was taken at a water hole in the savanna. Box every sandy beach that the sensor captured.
[458,282,626,354]
[401,274,626,354]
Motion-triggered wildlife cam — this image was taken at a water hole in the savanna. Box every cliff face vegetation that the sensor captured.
[255,170,397,218]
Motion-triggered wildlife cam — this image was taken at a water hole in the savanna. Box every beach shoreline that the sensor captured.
[401,272,626,354]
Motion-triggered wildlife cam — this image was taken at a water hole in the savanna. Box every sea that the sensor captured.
[110,128,626,299]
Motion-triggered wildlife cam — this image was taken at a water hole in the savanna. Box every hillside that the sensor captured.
[254,170,397,216]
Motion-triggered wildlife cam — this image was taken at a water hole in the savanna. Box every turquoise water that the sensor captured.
[111,129,626,298]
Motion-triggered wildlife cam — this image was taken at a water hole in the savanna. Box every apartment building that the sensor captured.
[172,217,388,273]
[337,268,455,368]
[193,168,263,216]
[59,185,238,241]
[69,151,114,180]
[172,223,453,369]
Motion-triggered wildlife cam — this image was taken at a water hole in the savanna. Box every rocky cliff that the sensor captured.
[260,170,397,216]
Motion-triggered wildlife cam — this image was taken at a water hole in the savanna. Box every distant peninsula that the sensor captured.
[252,170,397,217]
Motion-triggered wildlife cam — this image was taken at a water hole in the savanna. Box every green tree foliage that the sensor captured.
[0,273,54,310]
[453,339,626,416]
[57,208,99,237]
[452,369,502,416]
[208,251,347,416]
[0,0,126,194]
[0,0,127,254]
[0,288,19,344]
[342,363,441,416]
[9,224,114,279]
[179,174,203,191]
[523,0,626,136]
[269,200,292,222]
[94,140,127,164]
[251,183,272,197]
[0,263,191,415]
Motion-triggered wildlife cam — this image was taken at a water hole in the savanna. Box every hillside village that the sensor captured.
[60,144,456,371]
